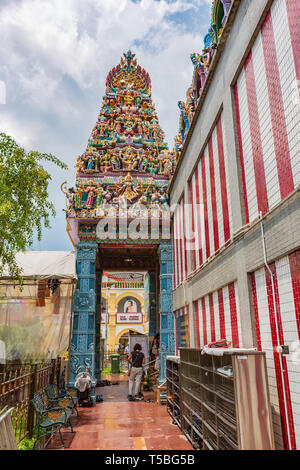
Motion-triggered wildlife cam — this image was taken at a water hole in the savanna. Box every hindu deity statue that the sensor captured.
[117,173,144,202]
[178,101,190,141]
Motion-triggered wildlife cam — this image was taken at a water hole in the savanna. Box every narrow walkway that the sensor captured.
[64,375,193,450]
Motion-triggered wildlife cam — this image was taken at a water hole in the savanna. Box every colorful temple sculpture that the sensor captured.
[64,51,175,402]
[171,0,233,162]
[65,50,173,225]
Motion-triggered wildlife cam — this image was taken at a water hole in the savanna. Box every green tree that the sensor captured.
[0,132,68,282]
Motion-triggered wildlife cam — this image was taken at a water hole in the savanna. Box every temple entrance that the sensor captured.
[99,268,156,374]
[65,51,175,403]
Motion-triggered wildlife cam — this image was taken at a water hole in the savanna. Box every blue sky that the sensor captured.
[0,0,211,251]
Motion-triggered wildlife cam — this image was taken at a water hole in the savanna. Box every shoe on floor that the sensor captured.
[128,395,135,401]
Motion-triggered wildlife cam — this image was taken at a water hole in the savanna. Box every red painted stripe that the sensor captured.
[217,288,226,339]
[261,11,294,199]
[201,154,210,259]
[289,250,300,340]
[251,273,262,351]
[189,178,196,272]
[234,83,250,224]
[270,263,296,450]
[174,209,180,288]
[209,293,216,342]
[228,283,239,347]
[201,297,207,345]
[244,51,269,216]
[178,203,183,286]
[175,314,178,355]
[216,118,231,243]
[195,165,203,267]
[264,267,292,449]
[208,136,220,253]
[187,305,191,347]
[182,193,188,280]
[172,222,177,289]
[194,301,200,348]
[285,0,300,82]
[180,199,185,283]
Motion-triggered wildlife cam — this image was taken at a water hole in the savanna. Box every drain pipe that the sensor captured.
[260,211,291,450]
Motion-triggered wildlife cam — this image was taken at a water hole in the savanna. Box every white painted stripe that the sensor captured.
[272,0,300,186]
[223,286,232,344]
[173,211,178,289]
[212,126,225,248]
[275,256,300,448]
[252,32,281,209]
[174,207,178,288]
[192,174,200,269]
[205,295,211,344]
[198,299,204,347]
[176,205,182,287]
[204,147,214,257]
[220,116,233,234]
[198,160,207,264]
[234,281,243,347]
[180,198,186,281]
[213,290,220,340]
[237,69,259,222]
[254,267,283,447]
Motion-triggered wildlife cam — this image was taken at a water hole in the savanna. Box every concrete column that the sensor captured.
[68,242,98,404]
[158,241,175,384]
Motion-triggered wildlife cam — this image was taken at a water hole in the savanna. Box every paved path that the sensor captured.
[60,375,193,450]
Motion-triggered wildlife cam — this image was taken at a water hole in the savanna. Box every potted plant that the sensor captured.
[142,368,156,401]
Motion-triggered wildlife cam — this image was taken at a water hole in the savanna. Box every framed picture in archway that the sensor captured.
[124,298,137,313]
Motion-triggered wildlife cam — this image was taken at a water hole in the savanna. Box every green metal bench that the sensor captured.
[45,384,79,417]
[31,391,74,449]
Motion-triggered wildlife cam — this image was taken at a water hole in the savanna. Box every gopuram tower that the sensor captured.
[64,51,175,401]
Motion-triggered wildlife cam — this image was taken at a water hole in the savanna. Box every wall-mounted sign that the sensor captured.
[116,313,143,324]
[101,313,109,324]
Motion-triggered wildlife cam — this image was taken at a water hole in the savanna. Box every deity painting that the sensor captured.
[124,299,137,313]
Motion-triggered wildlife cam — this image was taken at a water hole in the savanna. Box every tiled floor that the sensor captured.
[59,376,193,450]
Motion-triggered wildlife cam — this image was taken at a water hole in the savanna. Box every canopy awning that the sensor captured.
[0,251,77,281]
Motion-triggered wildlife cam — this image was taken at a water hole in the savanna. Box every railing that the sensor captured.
[0,358,61,444]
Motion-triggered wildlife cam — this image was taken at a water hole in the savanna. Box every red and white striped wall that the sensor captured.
[173,194,188,289]
[235,0,300,224]
[251,249,300,450]
[188,114,233,273]
[173,305,190,353]
[193,281,242,349]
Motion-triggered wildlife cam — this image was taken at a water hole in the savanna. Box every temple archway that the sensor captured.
[66,51,175,403]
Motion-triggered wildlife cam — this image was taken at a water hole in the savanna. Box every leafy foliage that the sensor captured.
[0,132,68,282]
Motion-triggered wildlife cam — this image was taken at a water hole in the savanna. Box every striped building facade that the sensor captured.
[171,0,300,449]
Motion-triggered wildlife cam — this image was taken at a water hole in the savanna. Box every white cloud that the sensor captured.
[0,0,211,249]
[0,112,42,148]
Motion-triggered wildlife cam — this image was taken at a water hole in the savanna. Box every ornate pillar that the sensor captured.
[95,268,102,385]
[158,241,175,384]
[148,270,157,341]
[69,242,98,404]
